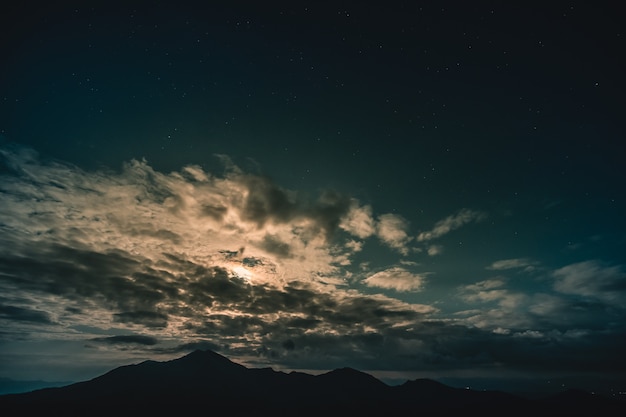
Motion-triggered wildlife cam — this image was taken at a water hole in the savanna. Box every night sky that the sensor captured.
[1,1,625,393]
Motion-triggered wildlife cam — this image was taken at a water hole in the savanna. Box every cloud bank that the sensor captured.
[1,145,624,381]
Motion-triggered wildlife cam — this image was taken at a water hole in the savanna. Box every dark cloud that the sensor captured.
[0,305,53,324]
[324,296,420,328]
[284,317,321,330]
[237,174,351,240]
[168,340,224,354]
[249,319,626,375]
[127,228,182,244]
[186,267,251,305]
[184,314,267,337]
[0,245,167,313]
[242,257,263,267]
[281,339,295,350]
[239,175,298,227]
[92,335,158,346]
[113,311,169,329]
[258,234,292,258]
[200,204,228,221]
[306,190,352,240]
[530,296,624,331]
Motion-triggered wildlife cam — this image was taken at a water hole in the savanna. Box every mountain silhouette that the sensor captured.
[0,349,623,416]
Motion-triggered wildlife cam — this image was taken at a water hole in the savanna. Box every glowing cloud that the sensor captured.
[0,145,442,359]
[417,209,486,242]
[553,260,626,305]
[363,267,427,292]
[376,214,412,255]
[487,258,537,272]
[339,201,376,239]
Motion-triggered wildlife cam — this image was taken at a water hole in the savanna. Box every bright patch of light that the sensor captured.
[232,266,252,281]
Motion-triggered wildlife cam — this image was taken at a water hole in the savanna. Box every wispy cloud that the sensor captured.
[553,260,626,306]
[460,279,526,310]
[427,245,443,256]
[363,267,428,292]
[417,209,486,242]
[486,258,538,272]
[339,201,376,239]
[0,305,53,324]
[376,214,412,255]
[92,335,159,346]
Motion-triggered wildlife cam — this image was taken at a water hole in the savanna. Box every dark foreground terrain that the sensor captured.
[1,350,624,416]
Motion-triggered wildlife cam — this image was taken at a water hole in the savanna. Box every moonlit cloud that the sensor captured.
[0,145,444,365]
[2,1,624,395]
[460,279,527,313]
[457,279,547,332]
[339,201,376,239]
[487,258,537,272]
[0,146,388,290]
[457,263,626,342]
[376,213,412,255]
[553,260,626,306]
[426,245,443,256]
[1,145,624,386]
[417,208,486,242]
[363,267,428,292]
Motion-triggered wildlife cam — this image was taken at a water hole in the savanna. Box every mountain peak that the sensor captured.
[172,349,246,371]
[317,366,388,389]
[321,366,370,377]
[401,378,451,390]
[183,348,223,359]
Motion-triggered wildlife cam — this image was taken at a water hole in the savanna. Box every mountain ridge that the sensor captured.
[0,349,623,416]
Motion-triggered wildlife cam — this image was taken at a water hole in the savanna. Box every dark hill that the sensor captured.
[0,349,623,416]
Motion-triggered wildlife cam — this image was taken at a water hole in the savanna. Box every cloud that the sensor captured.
[0,146,378,290]
[458,264,626,335]
[92,335,159,346]
[552,260,626,306]
[114,311,169,329]
[363,267,428,292]
[0,145,444,362]
[339,201,376,239]
[0,305,53,324]
[417,209,486,242]
[427,245,443,256]
[460,279,526,309]
[376,214,412,255]
[458,279,530,329]
[258,234,293,258]
[462,278,506,292]
[3,145,625,382]
[487,258,537,272]
[340,203,415,254]
[526,293,615,329]
[252,316,626,375]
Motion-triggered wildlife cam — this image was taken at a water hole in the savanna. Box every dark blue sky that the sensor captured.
[1,1,625,394]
